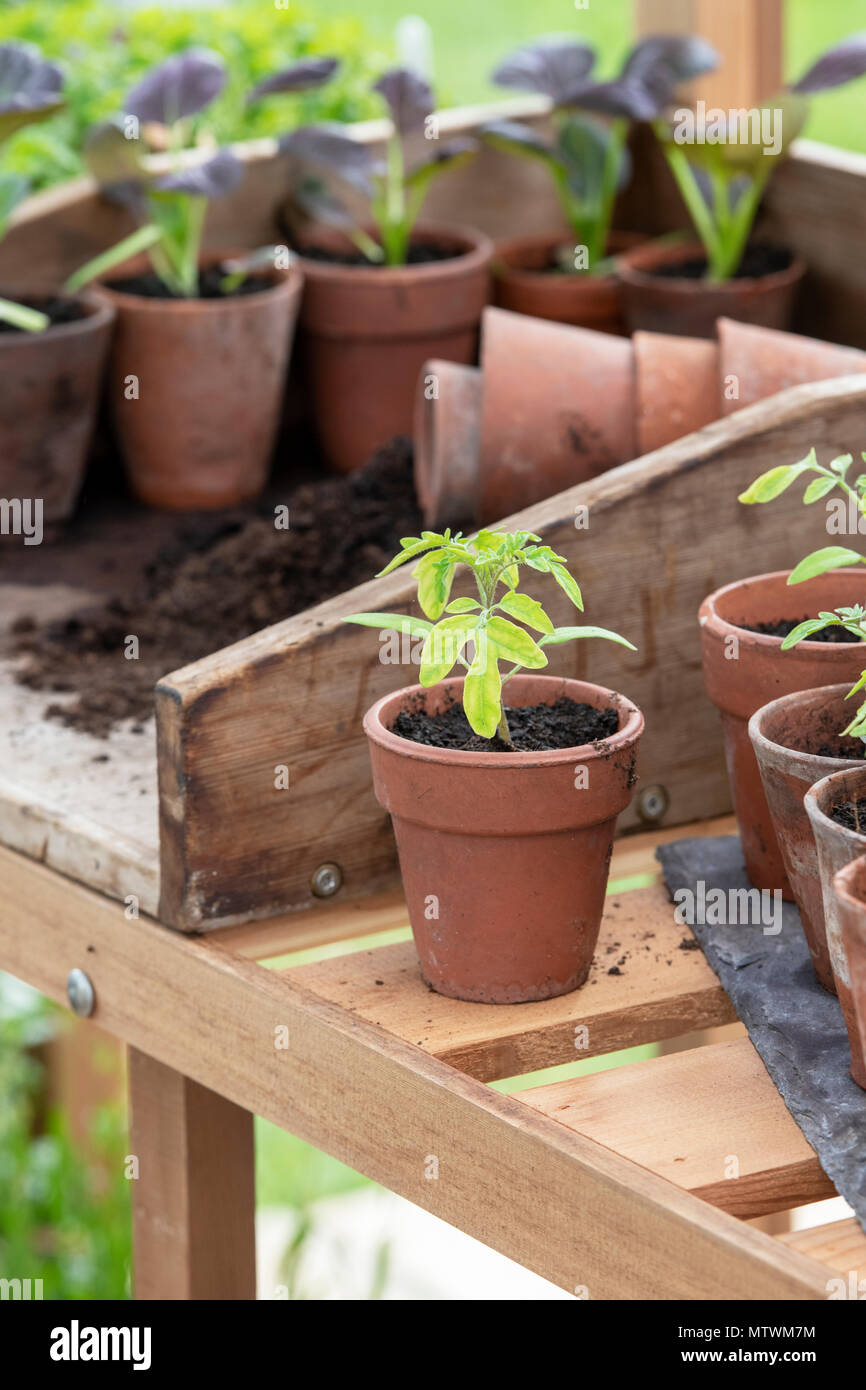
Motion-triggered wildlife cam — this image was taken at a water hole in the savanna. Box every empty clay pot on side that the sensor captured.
[363,674,643,1004]
[805,766,866,1087]
[832,854,866,1090]
[617,239,806,339]
[296,223,492,475]
[97,257,302,510]
[492,230,644,335]
[0,289,114,526]
[699,571,865,899]
[749,684,866,992]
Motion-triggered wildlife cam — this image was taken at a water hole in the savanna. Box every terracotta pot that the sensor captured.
[618,240,806,339]
[0,289,114,526]
[717,316,866,413]
[95,255,301,510]
[805,766,866,1086]
[492,231,644,335]
[633,331,720,455]
[831,854,866,1089]
[699,571,865,900]
[476,306,636,520]
[413,358,482,529]
[749,684,866,991]
[296,223,492,475]
[363,674,644,1003]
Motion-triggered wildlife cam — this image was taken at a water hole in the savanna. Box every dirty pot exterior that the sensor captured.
[749,685,866,992]
[363,674,644,1004]
[618,240,806,338]
[95,258,301,510]
[805,767,866,1087]
[832,855,866,1090]
[296,223,492,475]
[492,231,644,334]
[0,289,114,526]
[699,571,865,899]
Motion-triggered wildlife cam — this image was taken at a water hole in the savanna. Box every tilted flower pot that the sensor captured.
[633,330,719,456]
[475,306,636,521]
[832,854,866,1091]
[717,316,866,413]
[95,256,302,510]
[749,684,866,992]
[805,766,866,1088]
[412,357,482,530]
[700,571,865,901]
[363,673,643,1004]
[617,239,807,339]
[491,230,644,335]
[296,222,492,475]
[0,289,114,528]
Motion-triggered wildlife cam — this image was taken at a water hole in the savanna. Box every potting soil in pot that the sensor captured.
[393,697,618,753]
[658,834,866,1231]
[11,437,423,737]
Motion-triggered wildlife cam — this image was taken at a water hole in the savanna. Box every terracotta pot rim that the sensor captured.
[805,765,866,843]
[492,230,643,286]
[700,569,866,650]
[0,287,114,346]
[93,253,302,314]
[364,674,644,768]
[295,220,493,285]
[749,682,866,769]
[618,239,807,293]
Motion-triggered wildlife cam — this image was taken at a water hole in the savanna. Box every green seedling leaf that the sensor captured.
[830,454,853,475]
[738,457,815,504]
[540,625,637,650]
[550,562,584,610]
[803,475,839,504]
[377,534,445,575]
[485,616,548,668]
[787,546,865,584]
[462,639,503,740]
[496,591,554,634]
[780,616,842,649]
[418,615,478,685]
[343,612,432,637]
[414,550,455,620]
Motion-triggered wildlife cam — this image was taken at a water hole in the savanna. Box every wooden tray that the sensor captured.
[4,820,864,1299]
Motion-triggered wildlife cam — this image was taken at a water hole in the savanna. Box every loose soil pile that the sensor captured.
[14,438,421,736]
[392,697,619,753]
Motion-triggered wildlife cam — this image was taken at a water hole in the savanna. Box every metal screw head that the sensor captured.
[311,862,343,898]
[66,968,95,1018]
[637,784,669,823]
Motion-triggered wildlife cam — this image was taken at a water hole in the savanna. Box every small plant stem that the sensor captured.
[497,704,514,748]
[654,121,724,273]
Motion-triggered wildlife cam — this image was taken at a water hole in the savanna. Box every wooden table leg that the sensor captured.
[128,1047,256,1300]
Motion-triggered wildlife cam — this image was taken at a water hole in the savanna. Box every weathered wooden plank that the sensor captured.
[128,1048,256,1300]
[0,844,832,1298]
[521,1036,836,1218]
[290,881,736,1081]
[156,378,866,929]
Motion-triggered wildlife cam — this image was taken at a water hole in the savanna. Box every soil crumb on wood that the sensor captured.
[14,438,421,736]
[392,697,619,754]
[743,618,859,644]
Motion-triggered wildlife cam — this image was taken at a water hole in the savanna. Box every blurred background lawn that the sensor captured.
[0,0,864,1300]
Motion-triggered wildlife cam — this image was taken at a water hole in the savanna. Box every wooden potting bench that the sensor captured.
[3,1,866,1298]
[3,811,865,1300]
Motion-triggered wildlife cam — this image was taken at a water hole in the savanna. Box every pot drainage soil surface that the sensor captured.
[13,437,421,736]
[392,697,619,753]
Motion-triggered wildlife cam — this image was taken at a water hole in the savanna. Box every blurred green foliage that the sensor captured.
[0,0,386,191]
[0,1003,131,1299]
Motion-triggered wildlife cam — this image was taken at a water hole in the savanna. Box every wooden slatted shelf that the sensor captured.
[520,1036,836,1218]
